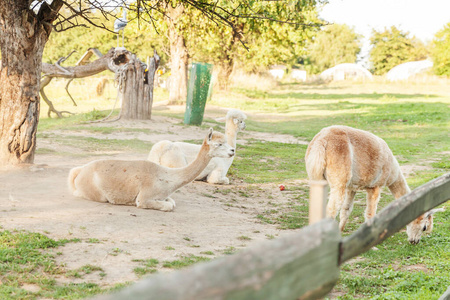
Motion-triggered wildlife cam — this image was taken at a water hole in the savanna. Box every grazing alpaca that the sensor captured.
[406,207,445,244]
[148,109,247,184]
[305,125,441,244]
[68,128,234,211]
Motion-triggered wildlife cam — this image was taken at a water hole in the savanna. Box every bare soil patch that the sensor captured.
[0,110,305,287]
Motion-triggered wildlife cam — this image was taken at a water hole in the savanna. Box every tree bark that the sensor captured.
[166,4,189,105]
[217,23,243,90]
[119,51,160,119]
[0,0,62,166]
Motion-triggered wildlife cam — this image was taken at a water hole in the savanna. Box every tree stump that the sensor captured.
[118,51,160,120]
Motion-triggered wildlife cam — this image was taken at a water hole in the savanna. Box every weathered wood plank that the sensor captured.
[340,173,450,264]
[438,285,450,300]
[95,219,341,300]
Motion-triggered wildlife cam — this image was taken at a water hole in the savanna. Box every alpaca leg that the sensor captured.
[365,187,380,221]
[206,169,229,185]
[338,189,356,231]
[206,162,231,184]
[326,186,346,220]
[136,193,176,211]
[73,172,108,203]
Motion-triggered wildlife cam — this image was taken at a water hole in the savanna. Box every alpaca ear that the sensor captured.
[208,128,213,141]
[424,207,445,218]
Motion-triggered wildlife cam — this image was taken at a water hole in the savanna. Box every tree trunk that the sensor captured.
[166,4,189,105]
[120,51,160,119]
[217,23,243,90]
[0,0,62,166]
[217,60,234,90]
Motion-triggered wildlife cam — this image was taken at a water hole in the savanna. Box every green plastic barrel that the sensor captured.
[184,62,213,125]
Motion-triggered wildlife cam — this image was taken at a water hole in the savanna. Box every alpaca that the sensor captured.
[68,128,234,211]
[148,109,247,184]
[406,207,445,244]
[305,125,441,244]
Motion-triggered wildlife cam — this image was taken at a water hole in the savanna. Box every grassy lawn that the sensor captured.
[213,79,450,299]
[2,78,449,299]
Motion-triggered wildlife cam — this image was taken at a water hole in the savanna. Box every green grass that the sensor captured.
[162,255,210,269]
[132,259,159,277]
[211,82,449,299]
[0,230,108,299]
[230,141,308,184]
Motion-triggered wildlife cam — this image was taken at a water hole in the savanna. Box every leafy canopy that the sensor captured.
[306,23,361,74]
[369,26,428,75]
[44,1,324,75]
[430,22,450,75]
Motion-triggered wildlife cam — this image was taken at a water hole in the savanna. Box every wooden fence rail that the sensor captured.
[95,173,450,300]
[439,285,450,300]
[97,219,341,300]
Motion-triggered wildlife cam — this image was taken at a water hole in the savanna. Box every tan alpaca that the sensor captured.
[148,109,247,184]
[406,207,444,244]
[68,128,235,211]
[305,125,442,244]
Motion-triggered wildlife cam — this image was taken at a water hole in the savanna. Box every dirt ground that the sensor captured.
[0,106,312,288]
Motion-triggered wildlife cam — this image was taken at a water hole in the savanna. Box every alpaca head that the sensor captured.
[226,109,247,132]
[204,128,235,158]
[406,207,444,244]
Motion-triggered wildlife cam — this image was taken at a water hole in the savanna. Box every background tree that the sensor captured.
[430,23,450,75]
[0,0,325,167]
[188,1,321,89]
[369,26,428,75]
[43,11,168,66]
[306,23,361,74]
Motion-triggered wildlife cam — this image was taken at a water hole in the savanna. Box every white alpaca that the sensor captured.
[68,128,234,211]
[148,109,247,184]
[305,125,442,244]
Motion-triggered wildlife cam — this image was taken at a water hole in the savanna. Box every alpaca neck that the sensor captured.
[172,142,212,188]
[225,122,238,148]
[389,173,411,199]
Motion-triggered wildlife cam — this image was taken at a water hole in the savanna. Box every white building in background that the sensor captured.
[291,69,307,81]
[386,60,433,81]
[269,65,287,79]
[320,63,373,81]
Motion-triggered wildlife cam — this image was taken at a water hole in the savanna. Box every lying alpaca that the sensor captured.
[68,128,234,211]
[148,109,247,184]
[305,125,441,244]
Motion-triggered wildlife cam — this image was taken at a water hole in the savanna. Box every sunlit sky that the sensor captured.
[319,0,450,64]
[320,0,450,42]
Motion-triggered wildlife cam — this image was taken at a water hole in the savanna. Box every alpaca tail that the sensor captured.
[305,137,327,181]
[68,167,82,193]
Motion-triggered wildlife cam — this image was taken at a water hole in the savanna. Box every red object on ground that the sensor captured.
[279,184,285,191]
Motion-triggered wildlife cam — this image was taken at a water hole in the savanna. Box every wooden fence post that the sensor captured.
[309,180,329,225]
